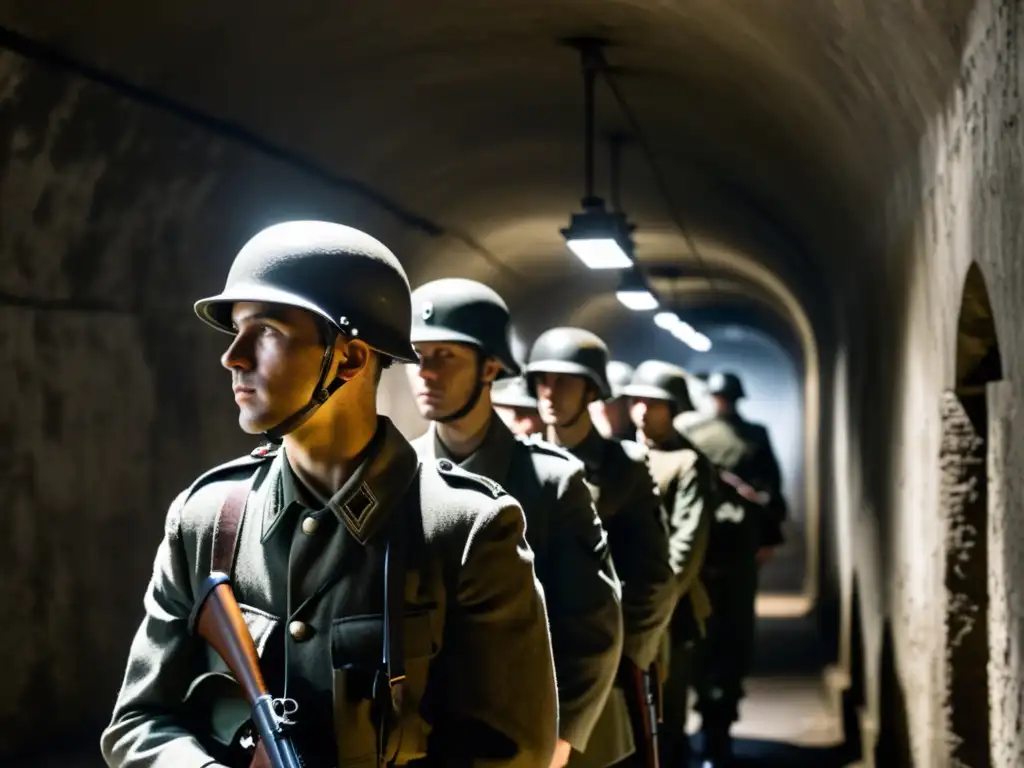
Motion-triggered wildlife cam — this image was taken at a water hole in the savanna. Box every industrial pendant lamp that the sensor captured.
[616,268,659,311]
[561,40,635,270]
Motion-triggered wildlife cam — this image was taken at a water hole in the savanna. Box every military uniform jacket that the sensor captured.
[101,418,558,768]
[683,415,788,548]
[642,433,717,637]
[559,428,676,768]
[413,418,623,753]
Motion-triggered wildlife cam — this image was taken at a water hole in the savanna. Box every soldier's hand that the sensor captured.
[250,740,272,768]
[549,738,572,768]
[755,546,775,565]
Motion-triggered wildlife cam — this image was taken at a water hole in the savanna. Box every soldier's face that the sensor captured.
[407,341,484,421]
[712,394,735,415]
[590,397,630,438]
[534,372,588,426]
[221,302,335,434]
[494,405,543,437]
[630,397,674,441]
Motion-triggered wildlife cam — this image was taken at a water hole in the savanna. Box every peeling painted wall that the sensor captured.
[0,49,436,755]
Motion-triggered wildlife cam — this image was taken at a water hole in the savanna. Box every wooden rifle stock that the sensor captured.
[190,572,304,768]
[621,658,661,768]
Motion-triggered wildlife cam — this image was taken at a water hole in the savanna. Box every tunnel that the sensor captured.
[0,0,1021,766]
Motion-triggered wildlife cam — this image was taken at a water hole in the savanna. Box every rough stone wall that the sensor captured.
[857,0,1023,764]
[938,391,990,767]
[0,50,435,755]
[985,380,1023,767]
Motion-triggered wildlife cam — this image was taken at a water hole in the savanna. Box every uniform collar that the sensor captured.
[638,428,689,452]
[426,413,516,486]
[262,417,420,546]
[561,426,605,472]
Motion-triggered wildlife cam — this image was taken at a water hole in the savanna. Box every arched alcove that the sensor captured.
[937,262,1002,767]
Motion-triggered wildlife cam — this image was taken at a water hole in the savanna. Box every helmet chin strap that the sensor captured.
[263,333,345,444]
[437,355,487,424]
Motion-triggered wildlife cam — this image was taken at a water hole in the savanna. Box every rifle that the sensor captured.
[620,658,661,768]
[190,571,304,768]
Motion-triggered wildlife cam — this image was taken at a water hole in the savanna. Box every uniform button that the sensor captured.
[288,621,310,641]
[301,516,319,535]
[438,459,453,471]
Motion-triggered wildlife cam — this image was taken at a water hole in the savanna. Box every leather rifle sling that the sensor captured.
[377,464,420,765]
[212,474,257,575]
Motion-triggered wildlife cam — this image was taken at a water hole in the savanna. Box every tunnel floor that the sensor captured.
[674,599,857,768]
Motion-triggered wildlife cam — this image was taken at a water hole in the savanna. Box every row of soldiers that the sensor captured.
[100,221,786,768]
[414,280,787,767]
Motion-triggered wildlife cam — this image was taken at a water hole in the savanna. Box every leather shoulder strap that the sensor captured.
[210,473,257,576]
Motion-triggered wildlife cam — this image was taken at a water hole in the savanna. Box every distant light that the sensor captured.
[654,311,681,330]
[666,321,712,352]
[722,325,745,342]
[616,289,659,311]
[688,332,713,352]
[566,238,634,270]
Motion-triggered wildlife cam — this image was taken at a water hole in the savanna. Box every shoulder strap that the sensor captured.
[210,473,257,576]
[377,463,421,766]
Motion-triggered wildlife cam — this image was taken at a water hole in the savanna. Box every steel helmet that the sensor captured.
[409,278,520,375]
[606,360,636,400]
[706,371,746,401]
[491,376,538,410]
[524,327,612,400]
[621,359,695,412]
[194,220,416,440]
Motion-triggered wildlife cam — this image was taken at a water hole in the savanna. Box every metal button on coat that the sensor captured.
[301,516,319,535]
[289,621,310,641]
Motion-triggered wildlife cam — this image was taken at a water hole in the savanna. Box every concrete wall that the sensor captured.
[844,0,1024,764]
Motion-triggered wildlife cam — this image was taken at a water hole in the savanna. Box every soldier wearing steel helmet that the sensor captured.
[101,222,558,768]
[678,370,786,767]
[683,372,789,557]
[404,278,624,768]
[623,361,760,767]
[589,361,635,441]
[524,328,676,768]
[492,375,544,437]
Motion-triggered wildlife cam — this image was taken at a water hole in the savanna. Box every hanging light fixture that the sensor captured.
[616,269,659,311]
[561,40,636,270]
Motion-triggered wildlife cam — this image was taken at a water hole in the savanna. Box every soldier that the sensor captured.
[492,375,544,437]
[524,328,676,768]
[681,371,787,561]
[679,371,782,767]
[101,222,558,768]
[623,361,759,767]
[589,361,635,441]
[405,278,624,768]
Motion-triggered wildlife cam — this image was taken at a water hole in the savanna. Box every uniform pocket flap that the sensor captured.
[331,609,436,669]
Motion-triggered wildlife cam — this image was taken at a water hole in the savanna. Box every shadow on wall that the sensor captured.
[875,623,914,767]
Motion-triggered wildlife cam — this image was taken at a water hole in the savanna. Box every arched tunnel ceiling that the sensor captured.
[0,0,973,327]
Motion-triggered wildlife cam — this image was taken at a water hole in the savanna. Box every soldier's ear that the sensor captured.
[481,356,503,384]
[333,337,372,382]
